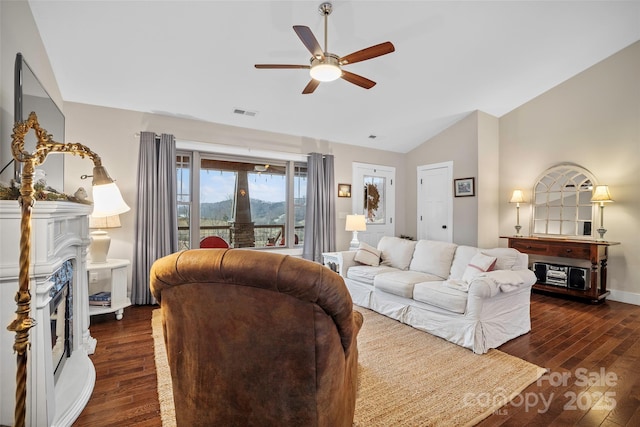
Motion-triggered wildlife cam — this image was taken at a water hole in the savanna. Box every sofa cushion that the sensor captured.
[462,253,497,283]
[374,270,442,298]
[378,236,417,270]
[409,240,458,279]
[449,246,480,280]
[354,242,381,266]
[347,265,398,286]
[481,248,521,271]
[413,281,468,314]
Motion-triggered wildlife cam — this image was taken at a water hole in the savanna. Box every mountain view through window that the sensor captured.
[177,153,306,250]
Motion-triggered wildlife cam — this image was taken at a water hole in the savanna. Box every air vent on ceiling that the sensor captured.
[233,108,258,117]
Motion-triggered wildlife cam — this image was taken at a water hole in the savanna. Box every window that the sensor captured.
[176,151,306,250]
[363,175,386,224]
[176,155,191,250]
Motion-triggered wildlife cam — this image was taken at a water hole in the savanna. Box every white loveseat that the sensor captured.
[331,236,537,354]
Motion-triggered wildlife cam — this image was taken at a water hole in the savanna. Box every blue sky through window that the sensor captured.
[199,170,287,203]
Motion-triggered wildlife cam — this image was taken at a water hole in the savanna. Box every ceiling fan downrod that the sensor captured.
[319,2,332,54]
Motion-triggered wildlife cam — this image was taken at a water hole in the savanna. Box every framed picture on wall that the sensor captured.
[454,177,475,197]
[338,183,351,198]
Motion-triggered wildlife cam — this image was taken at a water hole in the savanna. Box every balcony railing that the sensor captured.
[178,224,304,250]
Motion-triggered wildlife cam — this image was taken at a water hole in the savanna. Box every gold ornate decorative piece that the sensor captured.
[7,112,128,427]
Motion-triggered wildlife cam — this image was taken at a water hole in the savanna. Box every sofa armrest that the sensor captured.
[468,269,536,298]
[468,277,499,298]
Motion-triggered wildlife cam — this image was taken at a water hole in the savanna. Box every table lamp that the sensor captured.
[346,214,367,250]
[89,214,122,263]
[509,189,527,237]
[591,185,614,241]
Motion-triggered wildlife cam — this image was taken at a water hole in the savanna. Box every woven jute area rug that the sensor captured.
[152,307,545,426]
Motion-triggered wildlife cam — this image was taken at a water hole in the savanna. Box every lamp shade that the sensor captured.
[91,165,130,216]
[345,214,367,232]
[89,214,121,229]
[591,185,614,203]
[509,190,526,204]
[92,182,130,216]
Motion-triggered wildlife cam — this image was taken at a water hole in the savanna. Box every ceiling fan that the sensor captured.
[255,2,395,94]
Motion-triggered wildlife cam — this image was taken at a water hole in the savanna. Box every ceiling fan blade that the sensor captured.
[302,79,320,94]
[341,70,376,89]
[339,41,395,65]
[255,64,310,69]
[293,25,324,58]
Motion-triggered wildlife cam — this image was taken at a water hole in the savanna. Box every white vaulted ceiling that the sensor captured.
[28,0,640,153]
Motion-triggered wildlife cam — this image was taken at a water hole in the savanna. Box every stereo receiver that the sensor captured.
[532,262,589,290]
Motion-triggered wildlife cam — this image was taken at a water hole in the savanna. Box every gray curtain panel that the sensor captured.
[131,132,178,304]
[302,153,336,262]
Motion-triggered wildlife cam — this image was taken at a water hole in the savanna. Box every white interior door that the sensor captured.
[352,162,395,247]
[417,162,453,242]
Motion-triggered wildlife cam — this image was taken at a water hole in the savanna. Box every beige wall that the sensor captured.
[62,102,406,264]
[403,41,638,303]
[402,110,500,249]
[404,111,484,246]
[3,2,638,303]
[499,41,640,302]
[477,111,500,248]
[0,0,63,179]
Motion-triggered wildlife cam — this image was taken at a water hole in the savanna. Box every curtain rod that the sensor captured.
[134,132,162,138]
[134,133,324,161]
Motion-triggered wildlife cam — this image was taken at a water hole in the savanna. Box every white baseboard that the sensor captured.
[608,289,640,306]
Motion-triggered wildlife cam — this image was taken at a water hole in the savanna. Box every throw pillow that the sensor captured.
[462,253,497,283]
[481,248,520,270]
[378,236,417,270]
[409,240,458,279]
[354,242,382,266]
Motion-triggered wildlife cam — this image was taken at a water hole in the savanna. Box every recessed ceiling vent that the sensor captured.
[233,108,258,117]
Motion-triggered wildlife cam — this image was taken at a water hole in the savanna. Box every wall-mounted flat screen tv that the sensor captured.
[14,52,65,192]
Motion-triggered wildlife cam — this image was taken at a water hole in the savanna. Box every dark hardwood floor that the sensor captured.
[73,305,161,427]
[74,293,640,426]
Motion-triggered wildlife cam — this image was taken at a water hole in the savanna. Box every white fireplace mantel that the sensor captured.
[0,200,95,426]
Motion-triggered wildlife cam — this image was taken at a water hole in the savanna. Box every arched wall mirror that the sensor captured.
[531,164,597,238]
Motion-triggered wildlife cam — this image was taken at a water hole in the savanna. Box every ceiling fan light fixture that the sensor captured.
[310,64,341,82]
[310,54,341,82]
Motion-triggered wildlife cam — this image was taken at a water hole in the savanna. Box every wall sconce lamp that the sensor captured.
[509,190,527,237]
[591,185,614,241]
[7,112,129,427]
[345,214,367,250]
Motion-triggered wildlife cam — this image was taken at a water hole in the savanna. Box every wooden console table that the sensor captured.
[501,236,619,303]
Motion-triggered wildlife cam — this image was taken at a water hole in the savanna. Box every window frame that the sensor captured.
[176,140,307,254]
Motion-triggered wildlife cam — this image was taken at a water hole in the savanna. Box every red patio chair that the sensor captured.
[200,236,230,248]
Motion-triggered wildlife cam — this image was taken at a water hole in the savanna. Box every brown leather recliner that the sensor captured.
[150,248,363,427]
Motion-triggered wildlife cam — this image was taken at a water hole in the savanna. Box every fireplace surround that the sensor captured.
[0,201,95,426]
[50,260,73,383]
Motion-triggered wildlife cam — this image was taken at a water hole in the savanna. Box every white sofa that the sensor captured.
[331,236,537,354]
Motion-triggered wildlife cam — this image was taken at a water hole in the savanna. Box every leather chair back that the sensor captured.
[150,248,362,426]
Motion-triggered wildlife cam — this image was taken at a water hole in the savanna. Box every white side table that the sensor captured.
[322,252,342,275]
[87,259,131,320]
